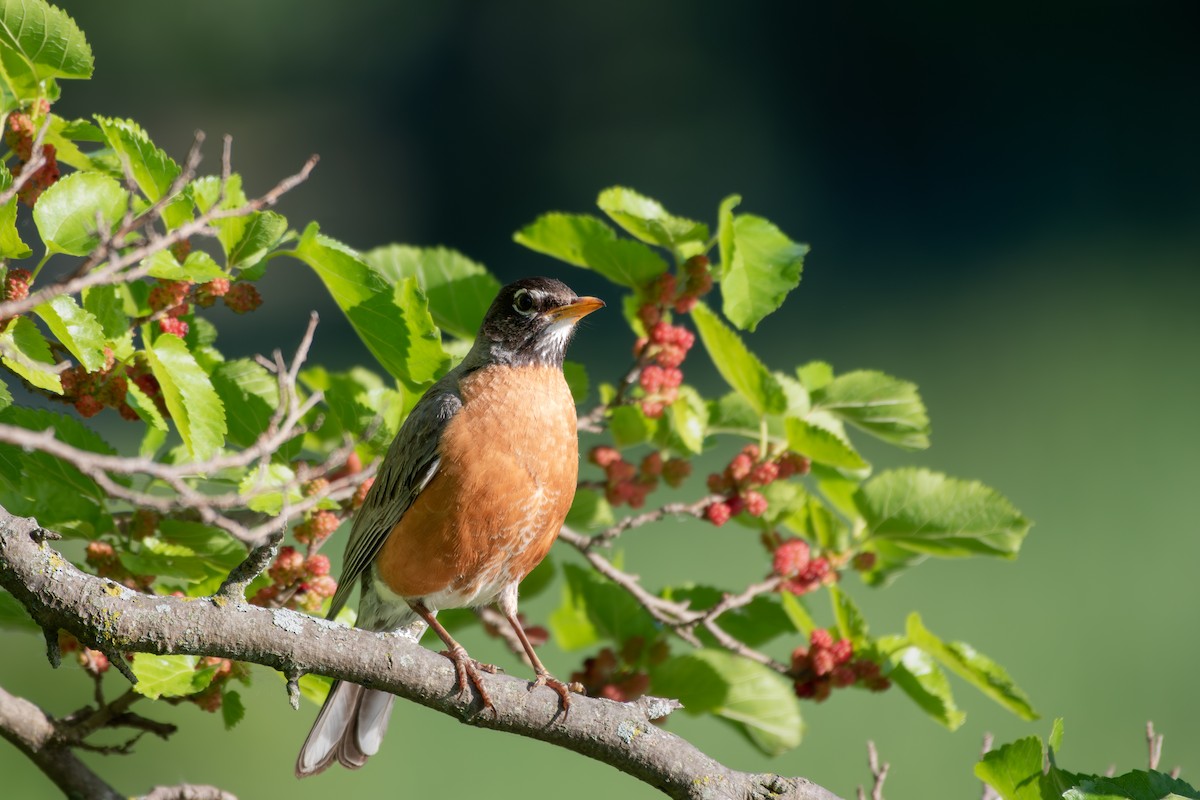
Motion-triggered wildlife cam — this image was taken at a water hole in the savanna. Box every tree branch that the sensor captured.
[0,508,843,800]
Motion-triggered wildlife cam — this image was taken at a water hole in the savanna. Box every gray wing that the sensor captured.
[325,376,464,621]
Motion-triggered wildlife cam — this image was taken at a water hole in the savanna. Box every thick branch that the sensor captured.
[0,509,842,800]
[0,685,124,800]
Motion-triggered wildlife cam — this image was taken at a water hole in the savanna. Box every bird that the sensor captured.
[296,276,603,778]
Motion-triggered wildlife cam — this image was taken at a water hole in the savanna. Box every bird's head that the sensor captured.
[472,277,604,367]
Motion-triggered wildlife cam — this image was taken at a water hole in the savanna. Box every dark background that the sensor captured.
[2,2,1199,798]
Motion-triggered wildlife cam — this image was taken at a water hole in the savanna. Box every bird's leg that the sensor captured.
[497,584,581,712]
[409,601,498,712]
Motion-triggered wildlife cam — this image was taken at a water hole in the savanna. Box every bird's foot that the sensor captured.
[530,669,585,714]
[440,645,499,712]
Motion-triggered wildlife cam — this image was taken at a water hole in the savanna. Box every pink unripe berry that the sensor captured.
[743,490,768,517]
[772,539,810,577]
[705,501,732,527]
[305,554,331,577]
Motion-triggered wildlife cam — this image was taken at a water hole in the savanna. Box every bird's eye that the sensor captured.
[513,289,535,315]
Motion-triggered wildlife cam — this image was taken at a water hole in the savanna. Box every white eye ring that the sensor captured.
[512,288,536,315]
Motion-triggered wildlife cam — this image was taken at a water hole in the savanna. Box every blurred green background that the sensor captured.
[3,2,1199,798]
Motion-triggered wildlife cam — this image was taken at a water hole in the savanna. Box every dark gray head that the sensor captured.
[469,277,603,368]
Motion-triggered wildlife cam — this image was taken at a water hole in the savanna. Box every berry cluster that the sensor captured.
[293,509,341,546]
[5,110,61,206]
[790,628,890,701]
[146,276,261,339]
[629,256,712,418]
[704,445,810,526]
[1,268,31,331]
[250,546,337,613]
[770,537,835,596]
[588,445,691,508]
[60,349,147,421]
[634,321,694,418]
[569,636,666,703]
[85,540,154,591]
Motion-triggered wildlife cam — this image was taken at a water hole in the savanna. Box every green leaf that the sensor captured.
[907,613,1038,721]
[784,417,867,470]
[720,213,807,331]
[0,0,93,102]
[884,641,966,730]
[124,379,166,431]
[651,649,802,756]
[32,171,128,255]
[563,360,588,405]
[363,244,501,340]
[93,116,190,229]
[1063,772,1200,800]
[667,384,707,455]
[0,374,10,412]
[596,186,708,250]
[210,359,281,448]
[665,586,792,648]
[221,689,246,730]
[228,211,286,269]
[812,369,931,450]
[608,404,654,448]
[238,463,302,515]
[796,360,834,392]
[190,173,250,260]
[856,468,1031,559]
[0,164,29,258]
[691,302,786,416]
[549,563,658,651]
[130,654,217,699]
[293,224,450,391]
[514,212,668,288]
[779,590,815,636]
[82,284,128,340]
[0,587,35,630]
[974,736,1054,800]
[144,249,226,283]
[565,488,614,533]
[828,585,868,645]
[146,333,226,462]
[0,316,61,393]
[716,194,739,272]
[33,294,105,371]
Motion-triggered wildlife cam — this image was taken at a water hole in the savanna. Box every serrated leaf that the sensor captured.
[596,186,708,250]
[716,194,739,272]
[294,224,450,391]
[1,315,61,392]
[828,585,868,645]
[82,284,128,339]
[667,384,707,454]
[144,249,226,282]
[364,244,501,340]
[210,358,281,448]
[1063,771,1200,800]
[720,213,807,331]
[514,212,668,287]
[146,333,226,462]
[691,302,786,416]
[93,115,190,229]
[130,654,217,699]
[907,613,1037,720]
[221,689,245,730]
[238,463,302,515]
[190,173,249,260]
[785,417,867,470]
[32,171,128,255]
[124,379,166,431]
[549,563,659,652]
[651,649,802,756]
[0,0,93,102]
[33,294,105,371]
[608,403,653,448]
[886,643,966,730]
[812,369,930,450]
[974,736,1053,800]
[856,468,1031,559]
[0,163,28,257]
[228,211,286,269]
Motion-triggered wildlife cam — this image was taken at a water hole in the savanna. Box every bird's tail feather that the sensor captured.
[295,680,397,777]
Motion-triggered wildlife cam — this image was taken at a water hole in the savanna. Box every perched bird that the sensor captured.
[296,276,603,777]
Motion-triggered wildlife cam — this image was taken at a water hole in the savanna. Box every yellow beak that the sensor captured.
[549,296,605,323]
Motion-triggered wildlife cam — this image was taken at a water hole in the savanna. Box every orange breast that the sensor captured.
[375,364,578,603]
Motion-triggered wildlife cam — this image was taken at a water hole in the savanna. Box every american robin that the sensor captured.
[296,276,603,778]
